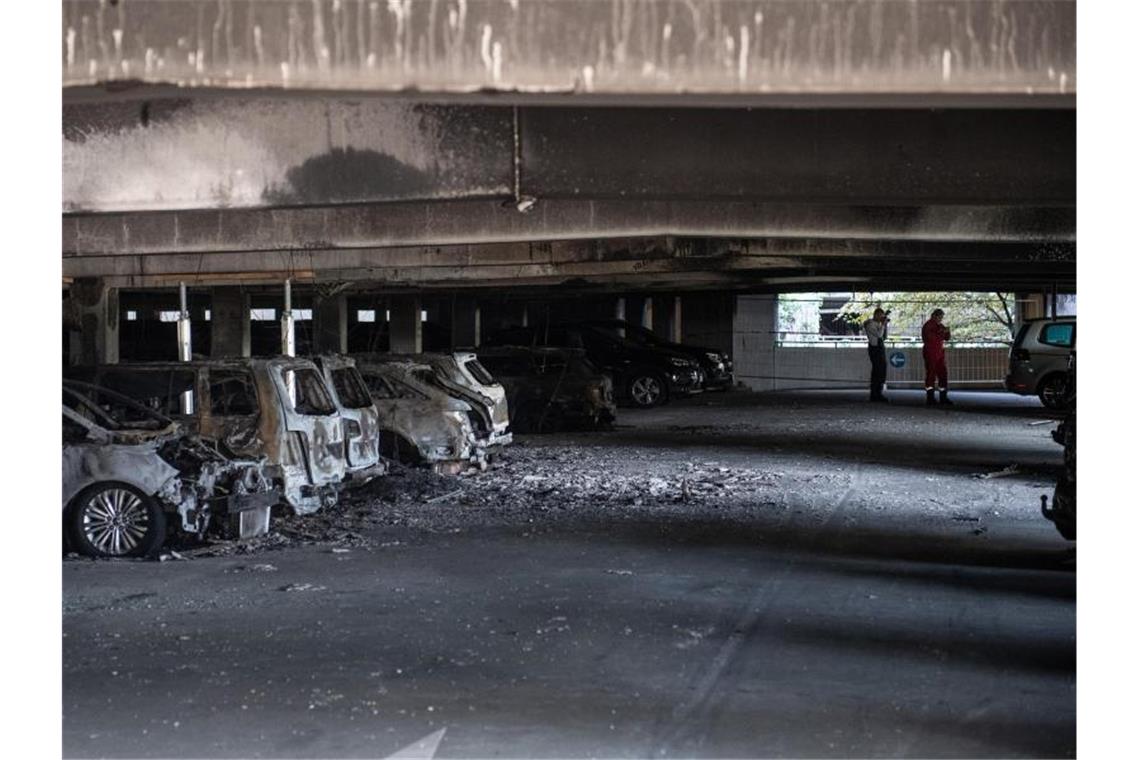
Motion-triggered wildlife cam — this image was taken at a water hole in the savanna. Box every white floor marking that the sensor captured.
[385,727,447,759]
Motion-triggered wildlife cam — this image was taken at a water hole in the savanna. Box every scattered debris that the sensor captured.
[605,569,634,576]
[975,464,1020,479]
[426,489,463,504]
[280,583,327,592]
[951,515,980,523]
[1028,419,1055,426]
[226,563,278,573]
[157,551,186,562]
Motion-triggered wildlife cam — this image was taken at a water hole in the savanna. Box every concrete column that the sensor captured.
[68,278,119,365]
[669,296,683,343]
[210,288,251,357]
[314,293,348,354]
[640,296,653,330]
[614,297,626,321]
[1020,293,1046,321]
[452,297,481,349]
[681,293,734,355]
[733,295,778,391]
[389,295,422,353]
[67,329,82,366]
[521,303,530,327]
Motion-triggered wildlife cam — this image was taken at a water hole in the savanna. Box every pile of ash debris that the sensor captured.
[121,442,805,560]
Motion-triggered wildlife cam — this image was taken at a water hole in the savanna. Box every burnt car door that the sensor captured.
[196,366,263,458]
[270,361,347,496]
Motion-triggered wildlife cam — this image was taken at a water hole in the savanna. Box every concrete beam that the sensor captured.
[62,1,1074,99]
[63,100,1074,215]
[65,236,1076,292]
[63,202,1075,258]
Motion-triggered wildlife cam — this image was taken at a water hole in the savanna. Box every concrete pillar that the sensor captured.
[67,329,82,366]
[640,296,653,330]
[389,295,422,353]
[280,280,296,357]
[733,295,778,391]
[68,278,119,365]
[521,303,530,327]
[669,296,683,343]
[614,297,626,321]
[210,288,251,357]
[1020,293,1046,321]
[681,293,734,355]
[314,293,348,354]
[452,297,481,349]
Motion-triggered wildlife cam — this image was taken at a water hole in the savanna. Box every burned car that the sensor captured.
[476,347,617,433]
[63,380,277,558]
[359,352,512,449]
[311,355,387,484]
[353,359,489,475]
[67,358,346,515]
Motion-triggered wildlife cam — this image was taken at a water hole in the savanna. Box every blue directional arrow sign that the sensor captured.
[889,351,906,369]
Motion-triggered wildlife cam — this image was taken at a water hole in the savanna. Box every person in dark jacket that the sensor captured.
[863,308,890,403]
[922,308,952,406]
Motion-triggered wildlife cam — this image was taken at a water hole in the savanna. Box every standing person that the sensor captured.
[864,308,890,403]
[922,308,952,406]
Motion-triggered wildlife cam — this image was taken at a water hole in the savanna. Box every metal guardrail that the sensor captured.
[757,343,1009,388]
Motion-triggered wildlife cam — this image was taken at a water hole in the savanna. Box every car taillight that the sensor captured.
[1011,348,1031,361]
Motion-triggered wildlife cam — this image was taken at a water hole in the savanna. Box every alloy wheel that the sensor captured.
[81,487,150,556]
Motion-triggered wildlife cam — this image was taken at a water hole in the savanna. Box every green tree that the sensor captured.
[838,292,1018,344]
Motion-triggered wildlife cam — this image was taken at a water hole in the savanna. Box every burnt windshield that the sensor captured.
[282,368,337,415]
[208,369,258,416]
[331,367,373,409]
[464,359,495,386]
[63,381,174,432]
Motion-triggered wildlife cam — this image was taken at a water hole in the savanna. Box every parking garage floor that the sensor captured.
[62,390,1075,759]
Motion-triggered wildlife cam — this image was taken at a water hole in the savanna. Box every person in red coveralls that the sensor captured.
[922,308,953,406]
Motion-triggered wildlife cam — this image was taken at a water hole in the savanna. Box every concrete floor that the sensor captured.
[63,390,1075,758]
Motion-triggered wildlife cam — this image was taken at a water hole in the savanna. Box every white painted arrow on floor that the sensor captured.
[385,728,446,759]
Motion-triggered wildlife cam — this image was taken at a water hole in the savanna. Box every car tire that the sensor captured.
[1038,374,1068,409]
[66,482,167,559]
[627,372,668,408]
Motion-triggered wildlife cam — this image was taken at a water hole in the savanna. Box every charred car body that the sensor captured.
[483,323,703,408]
[361,352,513,449]
[311,355,388,484]
[63,380,277,558]
[353,359,490,474]
[476,347,617,433]
[67,358,346,515]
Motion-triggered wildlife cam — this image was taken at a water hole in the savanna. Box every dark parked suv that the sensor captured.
[577,319,733,391]
[483,324,703,407]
